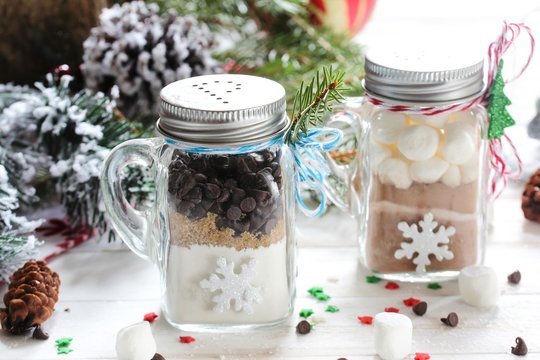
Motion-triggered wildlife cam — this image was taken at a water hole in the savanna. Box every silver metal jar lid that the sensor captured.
[157,74,288,147]
[363,47,485,105]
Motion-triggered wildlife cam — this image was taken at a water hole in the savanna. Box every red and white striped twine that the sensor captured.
[366,22,535,198]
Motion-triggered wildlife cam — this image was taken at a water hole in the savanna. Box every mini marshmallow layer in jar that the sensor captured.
[357,105,489,281]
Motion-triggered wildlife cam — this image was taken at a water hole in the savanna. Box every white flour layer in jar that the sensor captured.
[164,239,290,325]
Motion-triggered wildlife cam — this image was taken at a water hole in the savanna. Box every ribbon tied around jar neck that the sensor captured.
[290,127,343,217]
[366,22,535,198]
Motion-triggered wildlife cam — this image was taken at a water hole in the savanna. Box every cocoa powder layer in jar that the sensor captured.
[167,147,285,249]
[366,179,479,273]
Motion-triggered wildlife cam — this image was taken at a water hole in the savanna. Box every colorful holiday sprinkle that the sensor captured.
[357,316,373,325]
[384,307,400,313]
[307,287,324,296]
[325,305,339,313]
[143,312,159,322]
[365,275,382,284]
[427,282,442,290]
[314,292,331,301]
[55,337,74,355]
[299,309,314,318]
[403,297,421,307]
[308,286,331,301]
[57,347,74,355]
[179,336,196,344]
[385,281,400,290]
[415,352,431,360]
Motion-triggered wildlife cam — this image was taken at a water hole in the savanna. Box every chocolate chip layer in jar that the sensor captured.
[360,108,489,280]
[164,145,295,326]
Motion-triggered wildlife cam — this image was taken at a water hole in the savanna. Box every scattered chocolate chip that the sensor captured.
[337,358,348,360]
[511,337,528,356]
[64,308,70,312]
[296,320,311,335]
[441,312,459,327]
[151,353,167,360]
[412,301,428,316]
[32,325,49,340]
[508,270,521,285]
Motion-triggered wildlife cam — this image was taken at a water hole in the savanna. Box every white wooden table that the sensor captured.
[1,143,540,359]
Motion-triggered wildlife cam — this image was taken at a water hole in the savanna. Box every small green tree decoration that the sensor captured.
[487,60,515,139]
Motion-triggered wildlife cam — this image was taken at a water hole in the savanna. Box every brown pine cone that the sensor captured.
[0,261,60,337]
[522,169,540,223]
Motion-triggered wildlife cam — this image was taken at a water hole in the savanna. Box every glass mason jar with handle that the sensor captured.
[325,49,490,282]
[100,74,297,331]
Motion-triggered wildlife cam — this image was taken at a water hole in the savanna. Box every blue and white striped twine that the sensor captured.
[165,127,343,217]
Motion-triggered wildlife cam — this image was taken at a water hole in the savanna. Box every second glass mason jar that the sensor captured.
[101,74,296,330]
[326,49,489,282]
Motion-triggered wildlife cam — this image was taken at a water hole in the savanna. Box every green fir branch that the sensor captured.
[286,67,346,144]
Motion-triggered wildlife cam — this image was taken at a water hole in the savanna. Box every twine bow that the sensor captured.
[366,22,535,198]
[290,127,343,217]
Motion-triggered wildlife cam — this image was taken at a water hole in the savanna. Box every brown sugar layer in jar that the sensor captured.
[167,148,283,238]
[366,180,479,273]
[169,210,285,251]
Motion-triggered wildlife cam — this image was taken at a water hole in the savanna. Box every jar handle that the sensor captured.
[323,103,366,215]
[100,138,162,262]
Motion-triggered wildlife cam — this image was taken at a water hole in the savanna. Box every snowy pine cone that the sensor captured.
[81,1,222,119]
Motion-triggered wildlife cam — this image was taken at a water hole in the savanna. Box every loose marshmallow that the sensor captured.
[411,113,449,128]
[410,158,449,184]
[459,265,500,308]
[397,125,439,161]
[116,321,157,360]
[374,312,412,360]
[443,123,476,165]
[460,156,479,184]
[371,110,407,144]
[378,158,412,189]
[370,141,392,170]
[441,165,461,188]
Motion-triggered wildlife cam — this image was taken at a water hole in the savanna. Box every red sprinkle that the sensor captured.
[415,353,431,360]
[403,297,421,307]
[385,281,400,290]
[143,312,158,323]
[179,336,196,344]
[357,316,373,325]
[384,307,400,313]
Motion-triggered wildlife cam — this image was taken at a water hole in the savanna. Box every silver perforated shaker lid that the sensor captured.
[364,47,485,105]
[157,74,288,147]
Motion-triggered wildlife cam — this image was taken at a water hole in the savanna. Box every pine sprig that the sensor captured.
[286,67,346,144]
[156,0,365,104]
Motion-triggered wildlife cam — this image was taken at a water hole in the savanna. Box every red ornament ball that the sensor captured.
[309,0,376,37]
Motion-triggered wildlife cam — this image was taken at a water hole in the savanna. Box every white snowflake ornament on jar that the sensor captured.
[200,257,263,315]
[395,213,455,273]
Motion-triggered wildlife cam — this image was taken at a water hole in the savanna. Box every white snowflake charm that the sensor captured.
[200,257,262,314]
[394,213,455,272]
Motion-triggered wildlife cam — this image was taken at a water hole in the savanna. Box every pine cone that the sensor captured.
[0,261,60,337]
[522,169,540,223]
[81,1,222,119]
